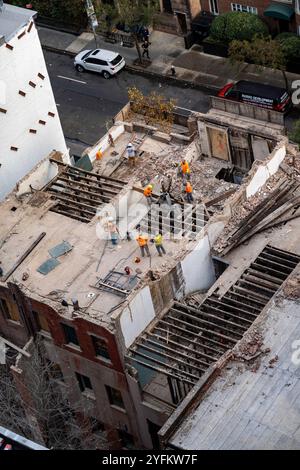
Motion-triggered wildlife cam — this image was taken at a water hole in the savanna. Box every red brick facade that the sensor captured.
[200,0,300,35]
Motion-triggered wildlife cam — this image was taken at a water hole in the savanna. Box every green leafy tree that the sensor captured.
[229,35,288,89]
[289,120,300,147]
[9,0,86,25]
[210,11,268,44]
[276,33,300,61]
[98,0,159,63]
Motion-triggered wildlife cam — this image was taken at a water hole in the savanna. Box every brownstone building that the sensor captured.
[158,1,300,35]
[199,0,300,35]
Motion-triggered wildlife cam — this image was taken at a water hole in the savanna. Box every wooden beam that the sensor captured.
[64,170,124,192]
[48,184,110,204]
[152,327,223,356]
[57,175,120,196]
[49,194,97,216]
[126,355,195,385]
[50,206,90,223]
[130,348,199,381]
[49,159,128,185]
[1,233,46,282]
[0,337,31,358]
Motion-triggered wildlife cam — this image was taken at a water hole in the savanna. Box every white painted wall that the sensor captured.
[120,286,156,348]
[16,158,58,196]
[181,221,225,295]
[0,19,68,200]
[246,145,286,199]
[87,124,125,162]
[181,236,215,294]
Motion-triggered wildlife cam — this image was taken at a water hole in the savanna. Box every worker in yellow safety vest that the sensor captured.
[154,233,166,257]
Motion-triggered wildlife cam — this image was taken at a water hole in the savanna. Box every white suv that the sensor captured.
[74,49,125,79]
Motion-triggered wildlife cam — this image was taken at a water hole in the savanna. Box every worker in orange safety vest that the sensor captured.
[143,184,154,205]
[136,234,150,257]
[180,159,191,182]
[185,181,194,203]
[96,148,103,160]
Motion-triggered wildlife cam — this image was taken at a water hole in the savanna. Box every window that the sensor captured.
[91,336,111,360]
[118,430,135,449]
[33,311,50,333]
[0,297,20,322]
[76,372,93,393]
[297,1,300,15]
[209,0,219,15]
[106,386,125,409]
[231,4,258,14]
[110,55,122,66]
[62,323,79,347]
[85,58,107,65]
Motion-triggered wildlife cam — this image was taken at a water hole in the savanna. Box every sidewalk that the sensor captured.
[38,26,300,92]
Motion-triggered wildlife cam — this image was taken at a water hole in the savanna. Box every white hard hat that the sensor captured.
[127,143,133,147]
[107,216,114,222]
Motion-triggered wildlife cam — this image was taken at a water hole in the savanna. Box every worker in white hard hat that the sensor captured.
[126,142,136,167]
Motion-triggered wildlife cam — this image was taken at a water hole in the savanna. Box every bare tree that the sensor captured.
[0,341,107,450]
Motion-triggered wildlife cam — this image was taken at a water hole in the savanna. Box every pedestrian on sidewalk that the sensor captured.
[136,234,150,257]
[126,142,136,167]
[185,181,194,204]
[143,184,154,205]
[142,39,151,59]
[154,233,166,257]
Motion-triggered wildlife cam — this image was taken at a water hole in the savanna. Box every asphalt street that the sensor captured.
[45,51,300,156]
[44,50,212,155]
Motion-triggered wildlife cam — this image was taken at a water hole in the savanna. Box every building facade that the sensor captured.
[0,3,68,201]
[200,0,300,35]
[158,0,202,34]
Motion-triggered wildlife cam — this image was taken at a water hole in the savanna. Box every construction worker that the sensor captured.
[185,181,194,203]
[180,159,191,181]
[143,184,154,205]
[154,233,166,257]
[136,234,150,257]
[126,143,136,167]
[96,148,103,160]
[106,217,119,245]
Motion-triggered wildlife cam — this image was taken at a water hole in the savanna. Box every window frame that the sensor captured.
[106,385,125,410]
[61,323,80,348]
[91,335,111,362]
[0,297,21,323]
[209,0,219,15]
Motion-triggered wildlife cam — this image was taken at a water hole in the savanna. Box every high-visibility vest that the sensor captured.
[137,236,148,247]
[143,186,153,197]
[96,149,103,160]
[154,234,163,246]
[185,182,193,193]
[181,161,190,174]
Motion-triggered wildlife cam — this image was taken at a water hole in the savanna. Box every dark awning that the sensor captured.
[264,4,294,20]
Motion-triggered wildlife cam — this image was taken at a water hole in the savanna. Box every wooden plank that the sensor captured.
[1,233,46,282]
[204,188,237,208]
[62,172,122,193]
[0,336,31,358]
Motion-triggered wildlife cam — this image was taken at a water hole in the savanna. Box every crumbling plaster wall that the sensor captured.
[181,221,225,294]
[246,143,286,198]
[86,123,125,163]
[119,286,156,349]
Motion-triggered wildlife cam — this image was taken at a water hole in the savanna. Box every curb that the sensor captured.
[42,44,219,94]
